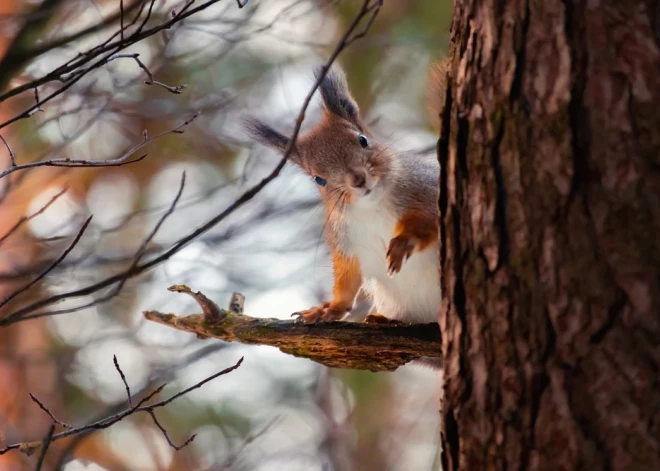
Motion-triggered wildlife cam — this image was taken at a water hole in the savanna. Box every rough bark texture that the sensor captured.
[439,0,660,470]
[144,286,441,372]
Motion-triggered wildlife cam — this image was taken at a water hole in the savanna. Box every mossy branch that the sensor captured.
[143,285,442,372]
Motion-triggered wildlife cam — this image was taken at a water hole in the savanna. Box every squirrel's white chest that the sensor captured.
[339,202,441,324]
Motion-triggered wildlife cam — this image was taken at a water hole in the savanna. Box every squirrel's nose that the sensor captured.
[349,170,367,189]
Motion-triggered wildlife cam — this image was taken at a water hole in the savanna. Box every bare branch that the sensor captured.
[29,394,72,430]
[0,171,186,324]
[148,410,196,450]
[148,357,244,408]
[34,424,55,470]
[0,197,317,282]
[0,0,144,83]
[0,357,243,457]
[0,114,197,180]
[32,88,43,114]
[0,187,68,248]
[114,171,187,294]
[0,0,243,129]
[120,0,125,41]
[0,0,65,93]
[0,134,16,167]
[143,287,442,372]
[114,353,195,450]
[113,355,132,408]
[108,53,187,94]
[223,415,281,468]
[51,343,230,468]
[0,216,93,310]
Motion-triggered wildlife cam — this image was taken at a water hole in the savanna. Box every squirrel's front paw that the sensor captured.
[386,235,415,276]
[291,302,348,324]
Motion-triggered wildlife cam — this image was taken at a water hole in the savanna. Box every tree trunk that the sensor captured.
[438,0,660,469]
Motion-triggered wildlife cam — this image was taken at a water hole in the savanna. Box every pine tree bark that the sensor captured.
[438,0,660,469]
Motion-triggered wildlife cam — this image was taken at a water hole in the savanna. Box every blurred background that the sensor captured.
[0,1,451,469]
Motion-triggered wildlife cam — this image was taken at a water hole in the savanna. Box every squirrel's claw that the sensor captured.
[291,302,347,324]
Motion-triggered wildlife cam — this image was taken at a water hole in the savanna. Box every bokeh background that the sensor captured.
[0,1,451,469]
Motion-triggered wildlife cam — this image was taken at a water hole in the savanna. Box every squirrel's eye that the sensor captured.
[314,176,327,187]
[358,134,369,149]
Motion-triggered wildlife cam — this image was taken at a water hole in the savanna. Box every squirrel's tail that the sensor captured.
[425,57,451,133]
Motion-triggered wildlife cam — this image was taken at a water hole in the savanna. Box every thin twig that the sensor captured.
[29,394,73,429]
[148,410,196,450]
[113,355,132,407]
[0,171,185,323]
[34,424,55,470]
[0,0,143,82]
[114,353,195,450]
[0,187,68,248]
[148,357,244,408]
[120,0,125,41]
[0,0,232,119]
[0,134,16,167]
[223,415,280,467]
[0,358,243,457]
[52,344,230,468]
[0,216,93,309]
[113,171,186,295]
[0,114,197,180]
[33,88,43,114]
[108,53,187,94]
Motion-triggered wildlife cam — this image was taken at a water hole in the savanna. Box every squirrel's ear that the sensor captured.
[243,117,300,163]
[315,66,359,122]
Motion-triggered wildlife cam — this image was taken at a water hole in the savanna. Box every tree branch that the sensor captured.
[0,357,243,458]
[143,285,441,372]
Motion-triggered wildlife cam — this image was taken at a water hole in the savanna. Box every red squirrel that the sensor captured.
[245,65,443,326]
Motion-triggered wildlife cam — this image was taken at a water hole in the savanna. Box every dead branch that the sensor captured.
[0,134,16,167]
[0,216,93,309]
[0,0,145,88]
[0,171,185,325]
[51,343,229,467]
[0,187,67,248]
[0,114,197,179]
[34,424,55,471]
[143,286,441,372]
[107,53,187,94]
[0,0,230,130]
[0,357,243,458]
[29,394,72,430]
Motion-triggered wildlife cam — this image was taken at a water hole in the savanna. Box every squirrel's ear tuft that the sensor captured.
[315,66,359,122]
[244,116,290,153]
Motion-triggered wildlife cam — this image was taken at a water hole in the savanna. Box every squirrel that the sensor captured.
[244,64,445,329]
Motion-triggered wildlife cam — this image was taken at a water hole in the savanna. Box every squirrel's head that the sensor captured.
[244,66,392,203]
